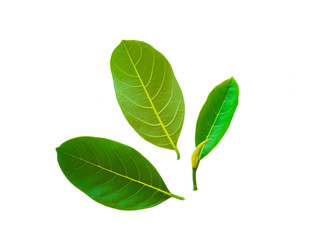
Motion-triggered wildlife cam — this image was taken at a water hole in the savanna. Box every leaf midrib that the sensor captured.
[57,148,175,198]
[198,81,232,160]
[121,41,179,158]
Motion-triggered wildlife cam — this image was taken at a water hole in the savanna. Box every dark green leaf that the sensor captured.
[56,137,184,211]
[110,40,185,159]
[192,77,239,190]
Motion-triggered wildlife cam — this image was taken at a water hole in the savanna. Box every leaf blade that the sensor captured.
[57,137,184,210]
[110,40,185,159]
[195,77,239,160]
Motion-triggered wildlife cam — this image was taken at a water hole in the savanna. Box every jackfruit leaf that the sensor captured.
[192,77,239,190]
[57,137,184,211]
[110,40,185,159]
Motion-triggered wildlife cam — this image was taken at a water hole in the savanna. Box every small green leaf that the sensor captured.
[56,137,184,211]
[110,40,185,159]
[192,77,239,190]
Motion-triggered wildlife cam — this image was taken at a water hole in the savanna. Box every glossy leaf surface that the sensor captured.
[192,77,239,190]
[110,40,185,159]
[57,137,184,211]
[195,77,239,160]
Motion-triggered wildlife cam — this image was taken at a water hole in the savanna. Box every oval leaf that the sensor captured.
[192,77,239,190]
[195,77,239,161]
[110,40,185,159]
[56,137,184,211]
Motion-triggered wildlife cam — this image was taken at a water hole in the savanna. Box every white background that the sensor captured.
[1,0,320,239]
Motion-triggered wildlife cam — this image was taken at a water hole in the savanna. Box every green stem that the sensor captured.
[192,168,198,191]
[170,193,185,200]
[174,147,180,160]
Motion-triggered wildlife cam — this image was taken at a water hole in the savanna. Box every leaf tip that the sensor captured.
[228,76,239,89]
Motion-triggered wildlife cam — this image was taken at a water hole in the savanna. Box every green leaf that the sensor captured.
[192,77,239,190]
[56,137,184,211]
[110,40,185,159]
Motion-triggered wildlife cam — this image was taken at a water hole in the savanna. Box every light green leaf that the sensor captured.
[56,137,184,211]
[110,40,185,159]
[192,77,239,190]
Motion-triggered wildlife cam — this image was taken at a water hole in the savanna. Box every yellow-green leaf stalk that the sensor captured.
[191,139,210,190]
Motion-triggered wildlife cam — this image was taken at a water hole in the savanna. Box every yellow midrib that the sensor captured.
[122,41,178,155]
[198,82,232,160]
[57,148,174,198]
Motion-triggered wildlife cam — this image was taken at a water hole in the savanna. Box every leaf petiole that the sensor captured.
[174,147,180,160]
[192,168,198,191]
[170,193,185,200]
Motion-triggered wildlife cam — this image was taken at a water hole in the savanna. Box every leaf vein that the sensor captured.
[198,82,233,159]
[119,93,153,109]
[122,41,178,153]
[112,61,140,79]
[125,110,161,126]
[56,149,174,198]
